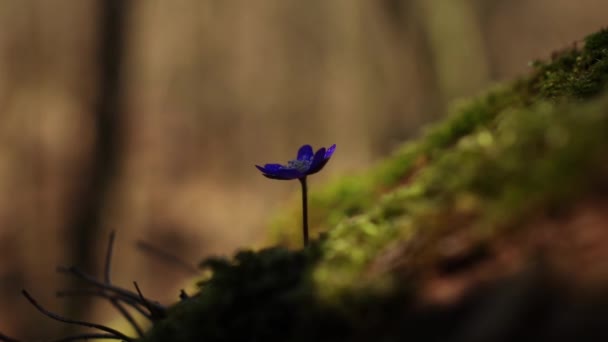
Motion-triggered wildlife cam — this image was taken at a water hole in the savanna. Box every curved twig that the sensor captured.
[57,289,147,335]
[108,300,145,337]
[100,231,145,336]
[133,282,165,321]
[104,230,116,284]
[21,290,132,342]
[56,266,167,315]
[56,289,150,320]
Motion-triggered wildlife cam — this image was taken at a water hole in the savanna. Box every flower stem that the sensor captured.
[299,177,309,247]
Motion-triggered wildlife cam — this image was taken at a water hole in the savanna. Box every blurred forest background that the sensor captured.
[0,0,606,339]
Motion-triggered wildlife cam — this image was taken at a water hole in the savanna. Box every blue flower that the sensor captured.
[256,144,336,247]
[256,144,336,180]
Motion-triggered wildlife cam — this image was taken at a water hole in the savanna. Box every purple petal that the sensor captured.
[255,164,281,174]
[264,168,303,180]
[255,164,266,173]
[263,163,283,172]
[256,164,303,180]
[307,147,327,174]
[297,145,314,161]
[324,144,336,159]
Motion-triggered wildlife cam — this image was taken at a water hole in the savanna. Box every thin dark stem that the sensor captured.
[104,230,116,284]
[108,301,145,337]
[132,282,164,321]
[133,282,148,312]
[101,231,145,336]
[21,290,133,341]
[57,266,140,302]
[57,289,151,320]
[299,177,309,247]
[56,266,167,315]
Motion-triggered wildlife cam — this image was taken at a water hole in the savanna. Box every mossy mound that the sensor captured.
[139,28,608,342]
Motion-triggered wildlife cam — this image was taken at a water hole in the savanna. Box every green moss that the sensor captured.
[270,28,608,248]
[311,97,608,302]
[140,28,608,342]
[139,244,410,342]
[139,246,320,342]
[270,83,525,247]
[531,28,608,99]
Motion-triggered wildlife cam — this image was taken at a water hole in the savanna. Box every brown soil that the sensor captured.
[420,198,608,305]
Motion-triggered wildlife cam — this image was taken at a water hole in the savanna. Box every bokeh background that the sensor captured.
[0,0,605,339]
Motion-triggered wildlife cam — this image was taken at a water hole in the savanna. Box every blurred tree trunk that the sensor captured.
[416,0,490,101]
[64,0,128,324]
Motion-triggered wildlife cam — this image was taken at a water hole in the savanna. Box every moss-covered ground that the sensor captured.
[139,28,608,341]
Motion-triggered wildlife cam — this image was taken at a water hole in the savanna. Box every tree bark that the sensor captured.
[64,0,128,325]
